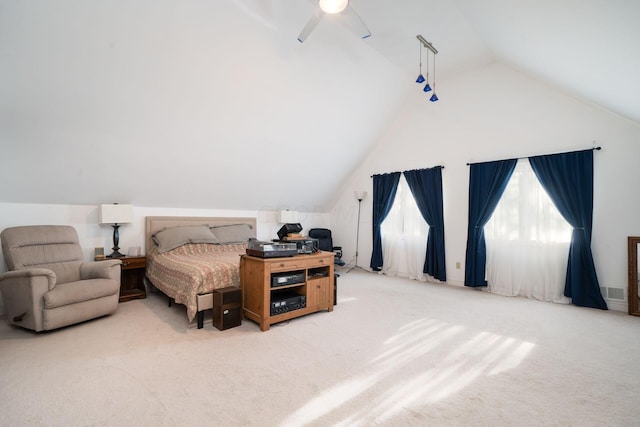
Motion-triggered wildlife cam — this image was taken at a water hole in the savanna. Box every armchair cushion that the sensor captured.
[44,278,120,309]
[1,225,84,284]
[80,260,122,281]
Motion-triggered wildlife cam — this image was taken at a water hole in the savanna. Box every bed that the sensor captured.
[145,216,256,328]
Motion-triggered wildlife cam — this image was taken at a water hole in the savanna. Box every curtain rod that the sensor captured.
[371,165,444,178]
[466,146,601,166]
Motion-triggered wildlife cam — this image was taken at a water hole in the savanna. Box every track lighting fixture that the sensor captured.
[416,35,439,102]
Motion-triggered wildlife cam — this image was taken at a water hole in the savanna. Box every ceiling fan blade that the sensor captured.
[343,6,371,39]
[297,8,325,43]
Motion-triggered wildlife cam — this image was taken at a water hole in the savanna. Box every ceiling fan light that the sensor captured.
[319,0,349,14]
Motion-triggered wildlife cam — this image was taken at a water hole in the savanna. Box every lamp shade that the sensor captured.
[278,210,299,224]
[99,204,133,225]
[354,190,367,201]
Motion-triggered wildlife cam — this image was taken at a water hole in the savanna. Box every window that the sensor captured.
[380,175,429,280]
[484,159,572,303]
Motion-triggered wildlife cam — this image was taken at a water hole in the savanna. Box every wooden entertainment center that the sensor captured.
[240,251,334,331]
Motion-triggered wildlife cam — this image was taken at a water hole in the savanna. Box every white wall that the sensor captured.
[0,0,408,212]
[0,203,329,312]
[330,62,640,311]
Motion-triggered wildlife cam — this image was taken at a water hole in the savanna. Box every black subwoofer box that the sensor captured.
[213,286,242,331]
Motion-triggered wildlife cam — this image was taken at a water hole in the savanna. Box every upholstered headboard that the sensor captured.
[145,216,257,253]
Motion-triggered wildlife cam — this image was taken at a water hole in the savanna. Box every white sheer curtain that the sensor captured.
[484,159,572,303]
[380,175,429,281]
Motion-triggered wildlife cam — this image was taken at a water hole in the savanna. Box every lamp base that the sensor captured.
[346,264,369,273]
[108,224,124,258]
[107,250,126,258]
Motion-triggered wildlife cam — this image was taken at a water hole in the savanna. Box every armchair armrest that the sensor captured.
[0,268,56,331]
[0,268,56,290]
[80,260,122,282]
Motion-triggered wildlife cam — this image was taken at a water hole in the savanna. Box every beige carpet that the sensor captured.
[0,270,639,426]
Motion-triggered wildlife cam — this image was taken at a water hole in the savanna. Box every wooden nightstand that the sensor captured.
[116,255,147,302]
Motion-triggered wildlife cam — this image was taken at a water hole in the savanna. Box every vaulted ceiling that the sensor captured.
[1,0,638,212]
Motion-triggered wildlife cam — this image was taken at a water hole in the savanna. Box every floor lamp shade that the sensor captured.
[99,204,133,258]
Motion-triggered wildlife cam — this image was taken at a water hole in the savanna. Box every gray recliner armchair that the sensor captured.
[0,225,121,332]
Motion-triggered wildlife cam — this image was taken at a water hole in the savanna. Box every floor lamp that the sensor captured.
[348,190,367,273]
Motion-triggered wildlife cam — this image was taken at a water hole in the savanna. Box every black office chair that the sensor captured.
[308,228,345,266]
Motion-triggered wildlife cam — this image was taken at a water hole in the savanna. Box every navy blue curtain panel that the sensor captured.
[369,172,401,271]
[403,167,447,281]
[529,149,607,310]
[464,159,517,287]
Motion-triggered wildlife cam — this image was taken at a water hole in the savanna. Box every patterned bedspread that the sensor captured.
[146,243,246,321]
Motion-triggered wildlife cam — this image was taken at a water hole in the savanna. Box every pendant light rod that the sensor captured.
[416,35,438,55]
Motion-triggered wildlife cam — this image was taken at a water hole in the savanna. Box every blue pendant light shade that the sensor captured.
[423,83,432,92]
[430,93,439,102]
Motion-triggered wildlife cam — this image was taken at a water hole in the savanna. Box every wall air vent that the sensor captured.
[600,287,625,300]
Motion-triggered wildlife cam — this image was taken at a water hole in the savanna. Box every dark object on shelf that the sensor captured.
[279,237,319,254]
[271,271,305,287]
[277,223,303,240]
[270,290,306,316]
[213,286,242,330]
[308,228,344,266]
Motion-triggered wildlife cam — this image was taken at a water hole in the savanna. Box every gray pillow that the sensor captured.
[153,225,219,253]
[210,224,255,244]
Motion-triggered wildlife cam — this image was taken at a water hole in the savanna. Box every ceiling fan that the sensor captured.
[297,0,371,43]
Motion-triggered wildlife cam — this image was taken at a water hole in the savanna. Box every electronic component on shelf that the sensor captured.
[271,271,305,288]
[278,237,319,254]
[246,240,298,258]
[270,291,306,316]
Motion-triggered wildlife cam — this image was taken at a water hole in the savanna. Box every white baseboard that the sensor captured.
[443,281,628,312]
[605,299,627,313]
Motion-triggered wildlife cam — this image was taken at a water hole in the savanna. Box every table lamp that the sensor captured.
[99,203,133,258]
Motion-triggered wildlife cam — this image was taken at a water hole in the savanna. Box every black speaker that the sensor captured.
[213,287,242,331]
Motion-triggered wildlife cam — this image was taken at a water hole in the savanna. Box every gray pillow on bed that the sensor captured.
[210,224,255,243]
[153,225,219,253]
